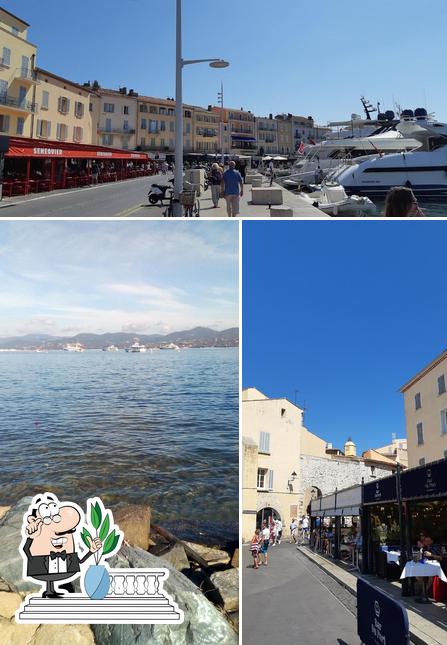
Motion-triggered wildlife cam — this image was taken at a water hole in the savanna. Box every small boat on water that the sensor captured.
[160,343,180,351]
[63,343,84,352]
[102,345,119,352]
[299,182,377,217]
[125,342,147,353]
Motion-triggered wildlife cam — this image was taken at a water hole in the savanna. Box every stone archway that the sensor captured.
[303,486,322,516]
[256,506,282,529]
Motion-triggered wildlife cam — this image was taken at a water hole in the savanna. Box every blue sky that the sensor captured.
[6,0,447,123]
[243,221,447,453]
[0,221,239,337]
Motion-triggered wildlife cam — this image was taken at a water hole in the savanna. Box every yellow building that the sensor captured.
[242,387,327,541]
[136,95,176,155]
[401,349,447,467]
[0,6,38,138]
[214,106,256,156]
[34,69,94,145]
[193,106,220,154]
[90,87,138,150]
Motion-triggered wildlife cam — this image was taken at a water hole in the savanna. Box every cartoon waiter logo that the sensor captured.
[21,492,102,598]
[17,491,184,625]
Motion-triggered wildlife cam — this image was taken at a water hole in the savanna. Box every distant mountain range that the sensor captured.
[0,327,239,350]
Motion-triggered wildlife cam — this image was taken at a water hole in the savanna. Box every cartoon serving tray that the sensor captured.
[16,493,184,624]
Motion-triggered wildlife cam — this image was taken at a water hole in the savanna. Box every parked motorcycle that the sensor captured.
[148,179,174,205]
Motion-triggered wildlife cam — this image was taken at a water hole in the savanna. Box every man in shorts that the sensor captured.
[222,161,243,217]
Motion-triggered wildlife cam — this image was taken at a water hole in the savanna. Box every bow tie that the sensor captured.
[50,550,67,560]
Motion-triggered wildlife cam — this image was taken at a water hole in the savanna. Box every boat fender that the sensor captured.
[312,201,319,208]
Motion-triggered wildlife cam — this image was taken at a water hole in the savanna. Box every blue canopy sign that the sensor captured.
[357,578,409,645]
[363,475,397,505]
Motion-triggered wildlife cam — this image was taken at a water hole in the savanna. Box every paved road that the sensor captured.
[243,542,360,645]
[0,174,221,218]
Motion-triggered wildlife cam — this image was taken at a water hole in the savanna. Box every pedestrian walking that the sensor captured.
[301,515,309,543]
[275,519,283,545]
[209,163,223,208]
[260,521,270,566]
[91,162,99,185]
[290,518,298,544]
[250,529,261,569]
[222,161,243,217]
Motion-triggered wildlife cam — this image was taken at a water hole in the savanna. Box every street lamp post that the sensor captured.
[174,0,229,216]
[218,82,225,166]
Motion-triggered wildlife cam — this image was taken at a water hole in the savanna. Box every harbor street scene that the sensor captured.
[0,221,240,644]
[1,1,447,217]
[243,221,447,644]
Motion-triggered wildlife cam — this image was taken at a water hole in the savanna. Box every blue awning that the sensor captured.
[231,135,256,142]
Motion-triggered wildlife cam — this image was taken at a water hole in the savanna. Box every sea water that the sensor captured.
[0,348,238,536]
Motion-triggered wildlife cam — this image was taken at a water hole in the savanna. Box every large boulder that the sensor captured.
[34,624,95,644]
[183,542,231,567]
[231,549,239,568]
[92,544,238,645]
[113,505,151,551]
[210,569,239,612]
[0,507,11,521]
[159,543,190,572]
[0,497,40,593]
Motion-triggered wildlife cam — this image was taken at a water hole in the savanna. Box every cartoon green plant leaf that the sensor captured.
[99,513,110,542]
[81,526,92,549]
[102,529,119,555]
[91,501,102,530]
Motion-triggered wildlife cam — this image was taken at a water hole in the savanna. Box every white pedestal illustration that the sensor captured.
[18,569,183,624]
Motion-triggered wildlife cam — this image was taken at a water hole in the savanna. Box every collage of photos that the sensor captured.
[0,2,447,645]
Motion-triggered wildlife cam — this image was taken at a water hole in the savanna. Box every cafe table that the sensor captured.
[400,560,447,603]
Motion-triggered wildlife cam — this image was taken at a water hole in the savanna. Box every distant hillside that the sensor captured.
[0,327,239,350]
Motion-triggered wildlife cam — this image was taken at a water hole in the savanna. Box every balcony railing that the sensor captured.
[99,127,136,134]
[0,94,37,112]
[14,67,39,83]
[0,57,10,69]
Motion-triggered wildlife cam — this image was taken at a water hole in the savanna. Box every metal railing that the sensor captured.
[0,94,37,112]
[98,127,136,134]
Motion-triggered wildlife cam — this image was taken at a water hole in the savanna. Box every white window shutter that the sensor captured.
[268,470,274,490]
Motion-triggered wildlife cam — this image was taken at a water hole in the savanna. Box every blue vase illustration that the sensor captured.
[84,564,110,600]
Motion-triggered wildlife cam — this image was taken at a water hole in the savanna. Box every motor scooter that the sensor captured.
[148,178,174,205]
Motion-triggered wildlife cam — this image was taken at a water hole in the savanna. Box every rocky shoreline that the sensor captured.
[0,499,239,645]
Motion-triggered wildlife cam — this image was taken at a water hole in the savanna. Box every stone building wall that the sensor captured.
[300,455,394,508]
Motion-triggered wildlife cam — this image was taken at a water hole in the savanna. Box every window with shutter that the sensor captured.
[268,470,274,490]
[438,374,446,395]
[259,432,270,453]
[415,393,421,410]
[441,409,447,435]
[417,422,424,445]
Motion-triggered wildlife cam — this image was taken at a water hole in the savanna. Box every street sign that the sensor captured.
[357,578,409,645]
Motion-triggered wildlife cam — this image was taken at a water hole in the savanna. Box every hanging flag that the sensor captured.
[297,142,305,155]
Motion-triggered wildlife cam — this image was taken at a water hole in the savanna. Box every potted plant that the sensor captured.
[81,498,122,600]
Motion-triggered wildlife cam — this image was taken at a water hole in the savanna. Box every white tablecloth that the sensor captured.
[385,550,400,564]
[400,560,447,582]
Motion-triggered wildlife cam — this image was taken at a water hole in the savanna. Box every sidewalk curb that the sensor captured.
[297,547,442,645]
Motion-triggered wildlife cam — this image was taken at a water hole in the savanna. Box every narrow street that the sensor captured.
[242,542,360,645]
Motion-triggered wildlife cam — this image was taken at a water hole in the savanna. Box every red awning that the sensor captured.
[5,138,150,161]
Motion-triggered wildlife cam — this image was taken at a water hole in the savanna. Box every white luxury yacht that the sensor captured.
[63,343,85,352]
[159,343,180,351]
[280,123,421,188]
[102,345,119,352]
[125,342,147,353]
[335,109,447,198]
